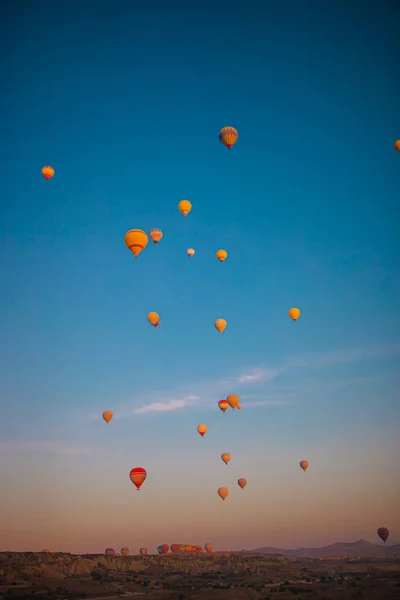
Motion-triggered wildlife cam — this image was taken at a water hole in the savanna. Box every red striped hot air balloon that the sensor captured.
[105,548,115,556]
[157,544,169,554]
[129,467,147,490]
[170,544,180,553]
[377,527,389,542]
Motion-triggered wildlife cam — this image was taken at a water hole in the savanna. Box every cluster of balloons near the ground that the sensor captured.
[41,127,395,547]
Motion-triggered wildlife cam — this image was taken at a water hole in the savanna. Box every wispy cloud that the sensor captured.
[134,395,200,414]
[0,441,90,456]
[235,367,283,384]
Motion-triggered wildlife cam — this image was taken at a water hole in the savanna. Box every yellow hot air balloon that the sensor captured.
[187,248,195,257]
[147,312,160,328]
[300,460,308,472]
[238,478,247,489]
[226,394,239,409]
[221,453,230,465]
[237,403,242,410]
[149,228,163,245]
[394,140,400,152]
[102,410,113,424]
[215,249,228,262]
[178,200,192,217]
[41,165,55,180]
[219,126,238,149]
[124,229,149,258]
[197,424,207,437]
[288,307,301,321]
[214,319,227,334]
[218,487,228,500]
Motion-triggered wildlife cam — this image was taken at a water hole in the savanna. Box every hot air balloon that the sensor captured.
[197,424,207,437]
[300,460,308,472]
[221,453,230,465]
[237,403,242,410]
[139,547,147,556]
[394,140,400,152]
[219,126,238,149]
[121,547,129,556]
[129,467,147,490]
[178,200,192,217]
[218,487,228,501]
[226,394,239,409]
[214,319,227,334]
[377,527,389,542]
[238,478,247,489]
[41,166,55,180]
[147,312,160,328]
[41,549,54,553]
[204,543,213,553]
[187,248,195,257]
[288,308,301,321]
[105,548,115,556]
[218,399,229,413]
[158,544,169,554]
[149,228,163,245]
[124,229,148,258]
[102,410,113,424]
[216,249,228,262]
[170,544,180,553]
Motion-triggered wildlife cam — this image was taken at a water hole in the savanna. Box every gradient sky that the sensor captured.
[1,0,399,554]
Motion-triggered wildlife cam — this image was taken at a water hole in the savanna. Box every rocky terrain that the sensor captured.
[252,539,400,558]
[1,551,400,599]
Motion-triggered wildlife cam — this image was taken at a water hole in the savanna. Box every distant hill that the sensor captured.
[252,539,400,558]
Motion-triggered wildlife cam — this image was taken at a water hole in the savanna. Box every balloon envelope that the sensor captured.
[377,527,389,542]
[218,400,229,413]
[139,548,147,556]
[129,467,147,490]
[219,126,238,149]
[221,453,230,465]
[149,228,163,244]
[288,308,301,321]
[216,249,228,262]
[187,248,195,257]
[214,319,227,333]
[197,424,207,437]
[218,487,228,500]
[124,229,148,258]
[41,166,54,180]
[121,547,129,556]
[147,311,160,327]
[102,410,113,424]
[204,543,213,553]
[300,460,308,472]
[238,478,247,489]
[178,200,192,216]
[226,394,239,409]
[394,140,400,152]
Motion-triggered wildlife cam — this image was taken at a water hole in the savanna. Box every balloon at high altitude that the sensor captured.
[377,527,389,542]
[102,410,113,424]
[218,399,229,413]
[237,403,242,410]
[129,467,147,490]
[149,229,163,244]
[187,248,195,257]
[394,140,400,152]
[216,249,228,262]
[238,478,247,489]
[221,453,230,465]
[147,312,160,328]
[219,126,238,149]
[41,166,54,180]
[204,543,213,553]
[300,460,308,472]
[121,547,129,556]
[218,487,228,500]
[288,308,301,321]
[178,200,192,217]
[124,229,149,258]
[226,394,239,409]
[139,548,148,556]
[105,548,115,556]
[214,319,227,334]
[197,424,207,437]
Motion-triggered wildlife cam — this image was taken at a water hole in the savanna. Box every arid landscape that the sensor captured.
[1,541,399,600]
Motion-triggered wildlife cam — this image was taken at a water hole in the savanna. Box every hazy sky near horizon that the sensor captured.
[1,0,399,554]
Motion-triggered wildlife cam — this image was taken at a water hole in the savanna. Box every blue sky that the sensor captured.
[0,0,399,553]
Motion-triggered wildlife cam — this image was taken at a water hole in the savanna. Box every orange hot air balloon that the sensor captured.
[121,547,129,556]
[178,200,192,217]
[218,487,228,501]
[102,410,113,424]
[300,460,308,472]
[41,549,54,553]
[204,543,213,553]
[288,308,301,321]
[105,548,115,556]
[219,126,238,149]
[226,394,239,409]
[214,319,227,334]
[129,467,147,490]
[124,229,148,258]
[187,248,195,257]
[197,424,207,437]
[237,403,242,410]
[149,228,163,245]
[147,311,160,328]
[218,399,229,413]
[238,478,247,489]
[215,249,228,262]
[41,166,54,180]
[139,547,147,556]
[221,453,230,465]
[377,527,389,542]
[394,140,400,152]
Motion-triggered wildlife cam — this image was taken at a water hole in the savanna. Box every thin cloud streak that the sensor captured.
[134,395,200,413]
[235,367,283,384]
